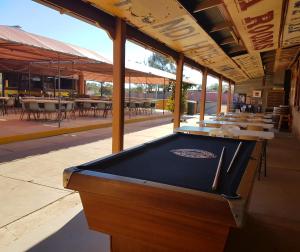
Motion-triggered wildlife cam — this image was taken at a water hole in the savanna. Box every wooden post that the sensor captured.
[217,76,223,114]
[200,68,208,121]
[28,63,31,96]
[163,78,165,115]
[173,53,184,129]
[112,18,126,153]
[227,81,232,112]
[83,80,86,95]
[78,74,85,95]
[58,59,61,128]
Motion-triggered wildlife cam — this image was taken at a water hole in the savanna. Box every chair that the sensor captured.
[5,98,16,114]
[143,102,151,114]
[64,102,75,119]
[94,102,106,117]
[128,102,137,115]
[103,103,112,118]
[150,102,156,114]
[1,100,6,116]
[28,102,42,120]
[20,102,30,120]
[83,102,92,116]
[44,102,58,120]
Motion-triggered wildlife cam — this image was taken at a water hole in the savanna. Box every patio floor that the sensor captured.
[0,109,172,144]
[0,118,299,252]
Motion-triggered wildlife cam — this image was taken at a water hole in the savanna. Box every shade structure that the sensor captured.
[0,25,199,85]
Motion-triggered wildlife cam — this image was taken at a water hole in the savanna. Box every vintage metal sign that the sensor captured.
[224,0,283,52]
[274,47,299,71]
[282,0,300,47]
[233,53,264,79]
[90,0,248,82]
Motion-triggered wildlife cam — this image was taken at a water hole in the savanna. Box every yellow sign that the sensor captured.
[274,47,299,71]
[224,0,283,52]
[90,0,248,82]
[233,53,264,79]
[282,0,300,47]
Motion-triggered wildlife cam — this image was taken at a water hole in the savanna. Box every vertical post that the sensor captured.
[227,81,232,112]
[129,74,131,118]
[112,18,126,153]
[58,58,61,128]
[200,68,207,121]
[217,76,223,114]
[173,53,184,129]
[78,74,84,95]
[28,63,31,96]
[163,78,165,115]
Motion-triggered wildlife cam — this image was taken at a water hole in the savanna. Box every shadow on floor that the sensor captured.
[27,211,110,252]
[0,118,172,163]
[225,214,300,252]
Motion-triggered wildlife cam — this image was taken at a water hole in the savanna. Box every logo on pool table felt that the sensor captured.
[170,149,217,159]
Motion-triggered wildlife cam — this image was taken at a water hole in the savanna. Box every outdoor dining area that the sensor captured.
[2,96,158,121]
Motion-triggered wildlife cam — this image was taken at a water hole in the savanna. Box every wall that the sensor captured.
[289,62,300,140]
[234,77,268,109]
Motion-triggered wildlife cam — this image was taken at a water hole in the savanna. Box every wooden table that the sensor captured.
[200,120,274,130]
[22,99,73,104]
[213,117,273,123]
[225,113,272,119]
[74,99,111,104]
[175,126,274,140]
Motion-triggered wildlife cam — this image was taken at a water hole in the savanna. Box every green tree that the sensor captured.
[166,81,194,113]
[207,83,218,91]
[147,52,176,74]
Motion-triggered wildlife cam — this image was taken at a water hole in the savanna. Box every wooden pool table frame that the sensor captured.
[63,135,262,252]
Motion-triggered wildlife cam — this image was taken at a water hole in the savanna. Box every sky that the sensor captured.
[0,0,213,86]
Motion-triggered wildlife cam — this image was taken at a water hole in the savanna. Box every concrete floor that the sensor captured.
[0,118,299,252]
[0,109,171,139]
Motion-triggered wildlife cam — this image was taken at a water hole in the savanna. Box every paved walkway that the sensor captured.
[0,118,173,252]
[0,110,170,139]
[0,118,299,252]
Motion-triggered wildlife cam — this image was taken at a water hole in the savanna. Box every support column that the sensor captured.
[112,18,126,153]
[217,76,223,114]
[173,53,184,129]
[200,68,208,121]
[227,81,232,112]
[78,74,85,95]
[83,80,87,95]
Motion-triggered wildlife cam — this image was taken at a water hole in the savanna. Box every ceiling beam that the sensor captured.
[193,0,224,13]
[35,0,236,83]
[209,22,232,33]
[227,47,246,55]
[34,0,179,61]
[219,37,236,46]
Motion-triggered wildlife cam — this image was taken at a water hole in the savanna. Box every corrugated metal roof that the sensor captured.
[0,25,111,63]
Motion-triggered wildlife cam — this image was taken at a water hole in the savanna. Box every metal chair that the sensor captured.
[94,102,106,117]
[28,102,42,120]
[5,98,16,114]
[44,102,58,120]
[103,103,112,118]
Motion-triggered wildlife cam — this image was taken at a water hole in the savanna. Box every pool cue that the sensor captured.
[226,142,242,173]
[212,146,225,191]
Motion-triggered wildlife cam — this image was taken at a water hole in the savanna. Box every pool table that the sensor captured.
[63,133,261,252]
